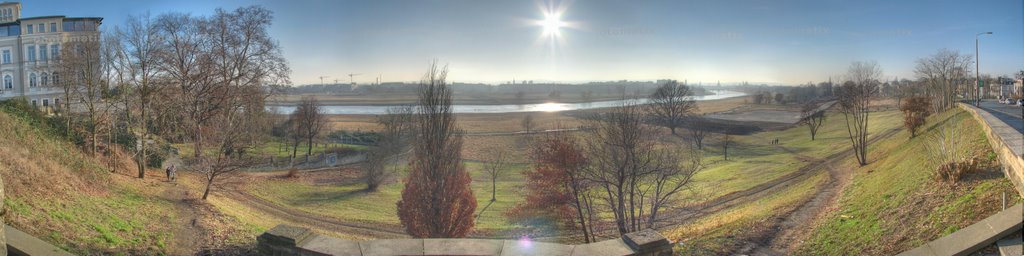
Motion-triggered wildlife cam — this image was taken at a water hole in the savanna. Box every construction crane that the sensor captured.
[318,76,330,86]
[347,73,362,85]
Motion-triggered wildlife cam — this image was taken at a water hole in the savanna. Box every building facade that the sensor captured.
[0,2,101,111]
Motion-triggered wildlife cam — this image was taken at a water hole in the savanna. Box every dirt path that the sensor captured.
[158,178,208,255]
[213,167,410,239]
[744,127,902,255]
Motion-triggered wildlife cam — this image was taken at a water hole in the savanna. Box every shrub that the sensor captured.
[935,157,980,184]
[285,168,300,178]
[899,97,932,138]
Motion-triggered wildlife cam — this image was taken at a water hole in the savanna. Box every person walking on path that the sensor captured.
[166,164,177,182]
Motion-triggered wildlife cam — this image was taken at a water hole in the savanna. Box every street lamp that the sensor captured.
[976,31,992,106]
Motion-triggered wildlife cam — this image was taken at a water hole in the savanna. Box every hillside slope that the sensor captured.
[794,108,1022,255]
[0,101,253,254]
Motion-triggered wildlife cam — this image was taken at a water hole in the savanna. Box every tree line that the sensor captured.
[49,6,290,200]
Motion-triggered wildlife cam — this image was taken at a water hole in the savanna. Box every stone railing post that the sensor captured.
[623,229,672,256]
[257,225,313,255]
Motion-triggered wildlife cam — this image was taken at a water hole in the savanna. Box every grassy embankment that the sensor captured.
[0,100,257,254]
[793,108,1021,255]
[667,109,904,254]
[0,101,174,254]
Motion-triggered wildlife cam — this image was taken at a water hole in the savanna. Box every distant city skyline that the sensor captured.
[28,0,1024,85]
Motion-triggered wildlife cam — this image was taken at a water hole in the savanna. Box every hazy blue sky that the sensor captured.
[29,0,1024,85]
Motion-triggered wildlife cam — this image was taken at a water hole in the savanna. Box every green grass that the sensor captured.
[794,108,1023,255]
[688,110,904,204]
[671,171,827,255]
[248,161,528,233]
[0,99,179,254]
[244,109,908,240]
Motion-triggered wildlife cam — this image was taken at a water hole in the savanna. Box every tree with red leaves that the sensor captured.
[396,62,477,238]
[900,96,932,138]
[507,133,596,242]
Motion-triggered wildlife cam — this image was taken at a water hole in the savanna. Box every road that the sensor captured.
[976,100,1024,134]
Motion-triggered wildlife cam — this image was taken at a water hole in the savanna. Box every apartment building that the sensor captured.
[0,2,101,111]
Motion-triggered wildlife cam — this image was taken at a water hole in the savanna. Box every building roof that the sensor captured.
[18,15,64,21]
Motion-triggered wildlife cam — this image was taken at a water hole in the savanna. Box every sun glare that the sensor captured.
[533,102,569,112]
[540,12,563,37]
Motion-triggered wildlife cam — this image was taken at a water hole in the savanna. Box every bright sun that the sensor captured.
[539,12,563,37]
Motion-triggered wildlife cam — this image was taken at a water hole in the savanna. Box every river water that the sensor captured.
[270,90,746,115]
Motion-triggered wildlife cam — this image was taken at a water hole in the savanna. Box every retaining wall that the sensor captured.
[957,103,1024,197]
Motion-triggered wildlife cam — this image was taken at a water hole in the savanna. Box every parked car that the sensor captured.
[1017,99,1024,107]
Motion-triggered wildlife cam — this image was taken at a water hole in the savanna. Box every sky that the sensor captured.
[27,0,1024,85]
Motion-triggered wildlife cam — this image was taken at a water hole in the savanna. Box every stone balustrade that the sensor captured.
[257,224,673,256]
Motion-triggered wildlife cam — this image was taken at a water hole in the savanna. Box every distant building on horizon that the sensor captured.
[0,1,102,112]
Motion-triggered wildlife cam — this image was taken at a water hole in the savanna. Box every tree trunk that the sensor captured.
[138,107,147,179]
[194,123,203,158]
[490,176,497,202]
[202,176,214,200]
[307,136,313,156]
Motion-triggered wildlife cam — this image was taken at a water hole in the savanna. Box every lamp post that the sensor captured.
[976,31,992,106]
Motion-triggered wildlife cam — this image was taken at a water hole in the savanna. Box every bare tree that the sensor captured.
[521,114,535,133]
[396,61,476,238]
[55,35,107,156]
[295,96,326,156]
[686,115,710,149]
[117,13,166,178]
[799,102,827,140]
[648,80,697,135]
[154,6,288,199]
[721,133,733,160]
[482,147,507,202]
[915,49,973,112]
[198,90,272,200]
[285,114,304,159]
[838,61,881,166]
[363,105,413,191]
[585,102,702,234]
[159,6,290,160]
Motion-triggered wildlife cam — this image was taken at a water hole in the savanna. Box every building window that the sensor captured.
[25,24,31,34]
[50,44,58,59]
[26,45,35,62]
[50,23,57,33]
[2,49,9,64]
[54,98,60,107]
[42,99,48,107]
[39,44,47,61]
[2,75,10,89]
[38,23,44,33]
[52,72,58,85]
[29,73,36,87]
[31,100,36,107]
[41,73,48,86]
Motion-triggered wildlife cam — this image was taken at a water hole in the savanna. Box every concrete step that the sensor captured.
[997,232,1022,256]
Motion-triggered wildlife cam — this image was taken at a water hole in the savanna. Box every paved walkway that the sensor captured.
[976,100,1024,134]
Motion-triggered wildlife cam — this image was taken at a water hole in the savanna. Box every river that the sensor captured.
[270,90,746,115]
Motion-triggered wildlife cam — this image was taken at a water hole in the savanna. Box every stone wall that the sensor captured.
[257,224,673,256]
[957,103,1024,197]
